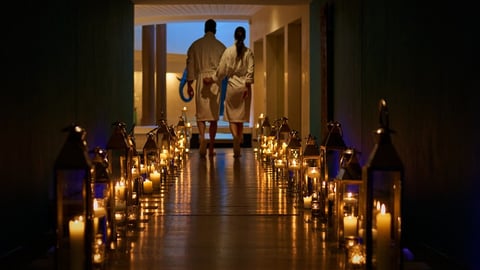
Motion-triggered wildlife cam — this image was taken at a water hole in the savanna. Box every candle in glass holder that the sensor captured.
[143,179,153,194]
[149,171,161,188]
[343,215,358,237]
[303,195,312,209]
[376,204,392,269]
[307,167,320,178]
[69,216,85,270]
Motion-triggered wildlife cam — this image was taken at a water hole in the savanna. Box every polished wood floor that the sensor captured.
[103,147,344,270]
[25,146,432,270]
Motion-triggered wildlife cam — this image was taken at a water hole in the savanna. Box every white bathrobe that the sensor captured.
[186,32,226,121]
[213,43,254,123]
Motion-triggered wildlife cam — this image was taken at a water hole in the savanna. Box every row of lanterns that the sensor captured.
[254,99,404,270]
[53,108,193,269]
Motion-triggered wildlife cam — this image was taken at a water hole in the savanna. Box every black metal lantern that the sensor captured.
[105,121,133,249]
[334,147,362,249]
[286,130,302,196]
[320,121,346,221]
[360,99,404,270]
[302,135,322,216]
[90,147,111,266]
[156,119,172,153]
[54,124,93,270]
[277,117,291,150]
[143,132,159,176]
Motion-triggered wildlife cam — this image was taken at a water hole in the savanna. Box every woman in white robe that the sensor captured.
[204,26,254,158]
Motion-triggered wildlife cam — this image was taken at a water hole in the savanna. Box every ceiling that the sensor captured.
[133,0,309,25]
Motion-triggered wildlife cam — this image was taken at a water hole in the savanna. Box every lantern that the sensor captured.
[302,135,323,218]
[156,119,171,153]
[320,121,346,221]
[255,113,265,150]
[277,117,291,151]
[176,115,187,157]
[143,132,159,175]
[360,99,404,270]
[90,147,111,266]
[54,124,93,270]
[334,147,362,249]
[105,121,133,249]
[260,116,272,162]
[286,130,302,196]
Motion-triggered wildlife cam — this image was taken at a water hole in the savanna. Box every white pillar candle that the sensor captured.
[343,215,358,237]
[149,171,161,189]
[69,216,85,270]
[303,195,312,209]
[115,182,126,200]
[307,167,320,178]
[143,179,153,194]
[376,204,392,269]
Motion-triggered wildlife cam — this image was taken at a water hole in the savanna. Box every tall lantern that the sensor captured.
[54,124,93,270]
[360,99,404,270]
[302,135,322,218]
[90,147,111,267]
[105,121,133,250]
[320,121,346,221]
[143,132,161,194]
[334,147,362,249]
[156,119,171,153]
[260,116,272,162]
[286,130,302,196]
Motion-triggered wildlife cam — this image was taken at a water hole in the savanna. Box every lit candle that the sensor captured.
[93,199,106,217]
[307,167,320,178]
[69,216,85,270]
[143,179,153,194]
[115,182,126,200]
[376,204,392,269]
[140,164,146,174]
[289,159,300,170]
[149,171,161,189]
[343,215,358,237]
[274,159,285,168]
[303,195,312,209]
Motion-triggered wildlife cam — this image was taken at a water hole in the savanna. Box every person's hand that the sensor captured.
[187,84,194,98]
[242,89,251,99]
[203,77,213,85]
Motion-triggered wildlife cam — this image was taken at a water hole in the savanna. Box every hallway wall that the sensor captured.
[332,0,478,268]
[2,0,134,262]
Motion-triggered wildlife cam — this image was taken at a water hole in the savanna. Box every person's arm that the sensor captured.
[186,45,196,97]
[243,50,255,99]
[187,80,194,98]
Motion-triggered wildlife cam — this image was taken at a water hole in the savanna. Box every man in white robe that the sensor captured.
[186,19,226,158]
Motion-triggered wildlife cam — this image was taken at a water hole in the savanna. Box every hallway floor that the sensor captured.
[25,147,433,269]
[104,147,344,270]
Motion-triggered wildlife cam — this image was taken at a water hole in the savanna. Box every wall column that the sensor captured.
[141,25,155,125]
[155,24,167,121]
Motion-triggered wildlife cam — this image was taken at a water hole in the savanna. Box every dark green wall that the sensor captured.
[2,0,133,261]
[331,0,478,268]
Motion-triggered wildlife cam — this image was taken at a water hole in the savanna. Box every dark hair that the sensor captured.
[234,26,246,58]
[205,19,216,34]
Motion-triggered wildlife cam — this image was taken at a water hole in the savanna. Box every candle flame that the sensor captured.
[380,203,387,214]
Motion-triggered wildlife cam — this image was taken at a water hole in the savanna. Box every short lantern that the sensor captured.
[334,147,362,249]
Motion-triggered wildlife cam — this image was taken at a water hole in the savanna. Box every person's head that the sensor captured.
[204,19,216,34]
[234,26,246,57]
[234,26,246,42]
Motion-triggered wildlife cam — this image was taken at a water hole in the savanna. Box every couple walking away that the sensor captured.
[186,19,254,158]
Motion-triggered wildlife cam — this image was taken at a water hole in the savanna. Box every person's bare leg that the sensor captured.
[198,121,207,157]
[208,121,218,156]
[230,122,241,157]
